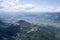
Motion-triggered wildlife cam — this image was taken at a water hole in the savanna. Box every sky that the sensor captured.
[0,0,60,12]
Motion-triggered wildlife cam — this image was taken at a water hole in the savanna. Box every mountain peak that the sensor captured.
[17,20,31,24]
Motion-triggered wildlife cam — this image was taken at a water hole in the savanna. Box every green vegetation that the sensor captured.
[0,20,59,40]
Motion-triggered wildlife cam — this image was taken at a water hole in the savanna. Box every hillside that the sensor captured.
[0,20,59,40]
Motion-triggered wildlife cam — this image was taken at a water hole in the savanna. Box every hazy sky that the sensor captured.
[20,0,60,7]
[0,0,60,12]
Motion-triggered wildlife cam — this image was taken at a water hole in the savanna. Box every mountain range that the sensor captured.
[0,12,60,40]
[0,19,59,40]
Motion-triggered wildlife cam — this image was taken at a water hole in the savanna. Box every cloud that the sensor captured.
[0,0,60,12]
[27,7,60,12]
[0,0,34,12]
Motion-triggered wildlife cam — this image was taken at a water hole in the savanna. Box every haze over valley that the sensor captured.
[0,12,60,40]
